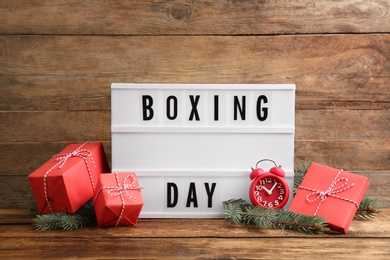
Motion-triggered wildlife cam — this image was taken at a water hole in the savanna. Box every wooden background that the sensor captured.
[1,0,389,209]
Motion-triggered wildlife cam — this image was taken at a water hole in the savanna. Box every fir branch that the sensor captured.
[33,200,96,231]
[243,206,277,229]
[293,160,311,189]
[60,214,91,231]
[74,200,97,226]
[223,199,327,234]
[274,209,327,235]
[33,213,64,231]
[223,198,252,211]
[354,197,381,220]
[223,199,245,224]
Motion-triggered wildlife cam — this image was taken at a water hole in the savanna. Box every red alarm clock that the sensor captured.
[249,159,290,209]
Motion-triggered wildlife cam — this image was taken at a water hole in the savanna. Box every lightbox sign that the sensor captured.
[111,83,295,218]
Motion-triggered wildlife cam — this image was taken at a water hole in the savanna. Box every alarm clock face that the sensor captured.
[250,175,288,209]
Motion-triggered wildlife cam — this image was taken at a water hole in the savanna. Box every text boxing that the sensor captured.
[142,95,268,122]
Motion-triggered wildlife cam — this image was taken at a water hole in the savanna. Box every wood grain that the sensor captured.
[1,35,389,111]
[1,1,389,214]
[2,75,389,111]
[1,208,390,237]
[0,209,389,259]
[1,237,388,259]
[1,34,388,181]
[0,0,389,35]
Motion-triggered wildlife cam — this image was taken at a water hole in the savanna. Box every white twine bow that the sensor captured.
[43,142,97,213]
[298,170,359,216]
[93,173,142,227]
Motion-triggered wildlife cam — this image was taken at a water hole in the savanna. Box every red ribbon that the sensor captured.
[93,173,142,227]
[298,170,359,216]
[43,143,96,213]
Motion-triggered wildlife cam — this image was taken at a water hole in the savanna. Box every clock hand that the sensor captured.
[268,182,278,194]
[262,186,271,194]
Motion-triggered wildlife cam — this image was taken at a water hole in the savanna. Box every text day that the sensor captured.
[167,182,217,208]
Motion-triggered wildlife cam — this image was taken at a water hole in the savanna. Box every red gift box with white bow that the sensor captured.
[93,172,144,227]
[28,143,110,214]
[289,162,369,233]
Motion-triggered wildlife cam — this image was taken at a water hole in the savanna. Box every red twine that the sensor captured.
[298,170,359,216]
[43,143,97,213]
[93,173,142,227]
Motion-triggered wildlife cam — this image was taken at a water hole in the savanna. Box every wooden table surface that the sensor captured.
[0,208,389,259]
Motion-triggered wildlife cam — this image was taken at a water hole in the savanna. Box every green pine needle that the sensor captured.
[33,213,64,231]
[223,199,327,234]
[223,200,244,224]
[275,209,327,235]
[60,214,91,231]
[32,200,96,231]
[355,197,381,220]
[293,161,311,190]
[243,206,277,228]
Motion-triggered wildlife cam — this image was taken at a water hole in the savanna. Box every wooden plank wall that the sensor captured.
[1,0,389,208]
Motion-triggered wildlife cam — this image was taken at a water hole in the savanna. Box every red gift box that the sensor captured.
[28,142,110,214]
[93,172,143,227]
[289,162,369,233]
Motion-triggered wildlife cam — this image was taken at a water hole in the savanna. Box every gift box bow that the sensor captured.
[298,169,359,216]
[43,142,97,213]
[93,173,142,227]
